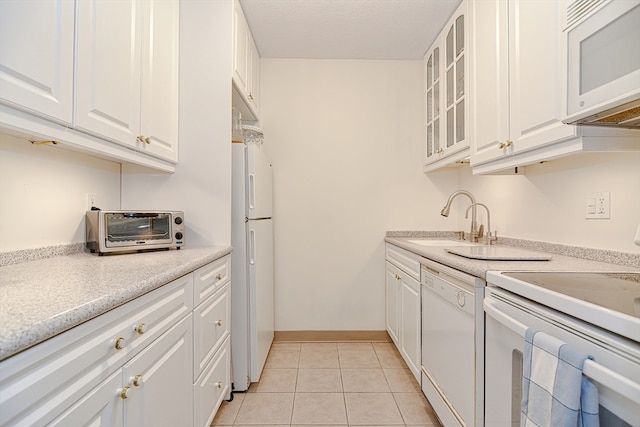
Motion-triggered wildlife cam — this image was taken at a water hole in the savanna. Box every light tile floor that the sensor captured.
[212,341,442,426]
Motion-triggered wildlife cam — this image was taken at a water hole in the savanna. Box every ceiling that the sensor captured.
[239,0,463,60]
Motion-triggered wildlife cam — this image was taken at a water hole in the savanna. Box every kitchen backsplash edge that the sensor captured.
[0,243,89,267]
[386,231,640,269]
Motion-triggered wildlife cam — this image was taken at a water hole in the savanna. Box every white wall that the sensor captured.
[453,152,640,253]
[0,133,121,251]
[260,59,459,332]
[121,0,233,247]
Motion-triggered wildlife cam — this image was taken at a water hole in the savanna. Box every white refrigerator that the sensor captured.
[231,138,274,392]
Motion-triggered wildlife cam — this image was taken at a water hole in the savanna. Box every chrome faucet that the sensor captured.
[440,190,479,242]
[465,203,498,245]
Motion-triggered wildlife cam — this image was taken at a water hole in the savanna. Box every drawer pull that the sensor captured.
[216,381,223,389]
[133,374,143,387]
[120,386,130,399]
[216,273,223,281]
[215,320,223,327]
[114,337,126,350]
[135,323,147,335]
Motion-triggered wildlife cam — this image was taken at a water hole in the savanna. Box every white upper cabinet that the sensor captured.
[423,1,469,173]
[232,0,260,121]
[0,0,74,124]
[469,0,638,175]
[76,0,179,163]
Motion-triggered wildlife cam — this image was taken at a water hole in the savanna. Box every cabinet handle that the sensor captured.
[144,137,151,144]
[499,140,513,149]
[133,374,143,387]
[136,135,144,143]
[215,320,223,326]
[120,386,130,399]
[248,92,254,100]
[135,323,147,335]
[437,148,444,154]
[216,381,223,389]
[395,274,401,280]
[216,273,223,281]
[114,337,126,350]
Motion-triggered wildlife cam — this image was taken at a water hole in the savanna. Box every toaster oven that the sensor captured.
[86,210,184,255]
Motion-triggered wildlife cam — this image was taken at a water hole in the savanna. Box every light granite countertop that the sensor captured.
[385,231,639,278]
[0,246,232,361]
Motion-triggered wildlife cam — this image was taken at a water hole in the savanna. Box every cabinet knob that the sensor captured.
[120,386,130,399]
[133,374,143,387]
[216,273,223,281]
[248,92,254,100]
[135,323,147,335]
[499,140,513,149]
[216,381,223,389]
[136,135,145,143]
[114,337,126,350]
[395,274,401,280]
[215,320,223,327]
[144,137,151,144]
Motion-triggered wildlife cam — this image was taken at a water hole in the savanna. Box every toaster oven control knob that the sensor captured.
[175,232,183,240]
[175,216,183,225]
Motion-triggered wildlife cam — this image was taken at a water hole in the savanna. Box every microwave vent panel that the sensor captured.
[565,0,608,29]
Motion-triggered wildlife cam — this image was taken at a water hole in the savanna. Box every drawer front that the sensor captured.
[0,274,194,426]
[194,336,230,427]
[193,282,230,380]
[386,244,420,281]
[194,255,230,307]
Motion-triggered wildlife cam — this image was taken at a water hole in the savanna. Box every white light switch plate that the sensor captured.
[585,192,610,219]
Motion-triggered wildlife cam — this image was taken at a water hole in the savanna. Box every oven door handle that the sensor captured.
[484,298,640,403]
[484,298,527,337]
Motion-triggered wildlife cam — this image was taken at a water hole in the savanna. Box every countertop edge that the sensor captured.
[0,246,232,361]
[384,236,639,279]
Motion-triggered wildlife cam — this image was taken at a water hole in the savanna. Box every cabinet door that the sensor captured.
[123,314,193,427]
[75,0,141,148]
[139,0,179,163]
[424,38,442,162]
[232,0,250,94]
[49,371,124,427]
[400,274,421,382]
[508,0,577,152]
[194,337,231,427]
[193,283,230,380]
[248,36,260,113]
[469,0,510,165]
[0,0,74,124]
[385,262,400,346]
[442,5,468,158]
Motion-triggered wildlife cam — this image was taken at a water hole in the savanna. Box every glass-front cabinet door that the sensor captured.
[424,0,469,173]
[425,38,441,160]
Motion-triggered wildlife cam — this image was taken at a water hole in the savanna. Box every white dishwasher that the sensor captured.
[421,259,484,427]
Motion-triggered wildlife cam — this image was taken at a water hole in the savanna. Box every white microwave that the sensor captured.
[563,0,640,128]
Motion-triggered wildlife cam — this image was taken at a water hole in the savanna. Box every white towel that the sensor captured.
[521,328,600,427]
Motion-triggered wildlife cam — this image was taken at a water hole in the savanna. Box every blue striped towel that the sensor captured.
[521,328,600,427]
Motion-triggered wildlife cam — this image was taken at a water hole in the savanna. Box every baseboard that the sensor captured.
[273,330,391,342]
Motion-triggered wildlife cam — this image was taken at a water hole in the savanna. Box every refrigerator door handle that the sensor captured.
[249,228,256,265]
[249,174,256,210]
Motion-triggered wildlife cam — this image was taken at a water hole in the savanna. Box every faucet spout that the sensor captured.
[441,190,478,241]
[465,203,498,245]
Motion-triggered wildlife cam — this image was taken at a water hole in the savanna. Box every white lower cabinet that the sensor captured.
[0,254,232,427]
[194,337,231,427]
[123,314,193,427]
[385,244,421,382]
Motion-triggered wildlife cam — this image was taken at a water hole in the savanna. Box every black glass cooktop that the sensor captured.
[502,272,640,318]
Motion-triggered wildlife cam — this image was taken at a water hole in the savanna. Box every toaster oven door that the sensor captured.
[105,212,173,247]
